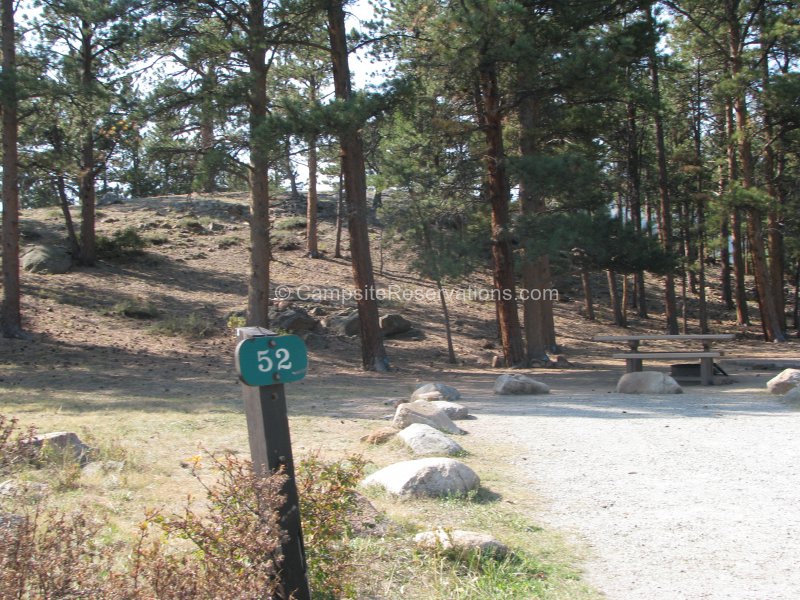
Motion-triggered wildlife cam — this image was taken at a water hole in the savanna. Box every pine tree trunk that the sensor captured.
[56,175,80,259]
[77,20,96,266]
[518,90,556,361]
[607,270,626,327]
[1,0,23,337]
[436,279,457,364]
[306,133,319,258]
[285,136,301,211]
[648,14,678,334]
[793,260,799,335]
[246,0,271,328]
[327,0,388,371]
[581,270,595,321]
[479,59,525,367]
[334,165,343,258]
[732,210,749,324]
[729,10,784,341]
[626,102,648,317]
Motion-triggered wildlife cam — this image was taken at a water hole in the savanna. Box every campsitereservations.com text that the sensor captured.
[273,284,559,304]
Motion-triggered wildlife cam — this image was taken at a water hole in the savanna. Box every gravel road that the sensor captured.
[461,369,800,600]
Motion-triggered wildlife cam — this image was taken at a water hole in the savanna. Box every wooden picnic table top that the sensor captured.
[593,334,736,342]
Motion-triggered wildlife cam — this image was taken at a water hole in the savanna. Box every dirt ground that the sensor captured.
[3,194,800,598]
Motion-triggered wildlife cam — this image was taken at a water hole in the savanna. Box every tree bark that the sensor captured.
[581,270,595,321]
[478,59,525,367]
[607,270,626,327]
[306,133,319,258]
[436,279,457,364]
[77,19,96,266]
[327,0,388,371]
[518,89,556,361]
[1,0,23,337]
[648,11,679,334]
[627,101,648,317]
[246,0,271,328]
[334,164,343,258]
[728,4,784,341]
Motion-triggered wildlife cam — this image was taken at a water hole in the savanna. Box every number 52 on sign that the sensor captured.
[236,334,308,386]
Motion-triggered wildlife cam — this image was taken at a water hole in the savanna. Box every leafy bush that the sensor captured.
[0,415,39,475]
[274,216,307,231]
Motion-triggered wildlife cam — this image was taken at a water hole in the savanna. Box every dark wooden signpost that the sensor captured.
[236,327,311,600]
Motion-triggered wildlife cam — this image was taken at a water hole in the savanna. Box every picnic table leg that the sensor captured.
[700,357,713,385]
[626,358,643,373]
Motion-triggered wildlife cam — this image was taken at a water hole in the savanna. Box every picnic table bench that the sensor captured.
[592,334,736,385]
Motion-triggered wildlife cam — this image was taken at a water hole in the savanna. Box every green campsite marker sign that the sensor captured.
[236,333,308,386]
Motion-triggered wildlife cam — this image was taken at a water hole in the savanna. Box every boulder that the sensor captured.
[22,245,72,274]
[766,369,800,395]
[782,386,800,405]
[398,424,464,456]
[271,308,317,333]
[24,432,91,462]
[393,401,465,435]
[360,427,399,445]
[493,374,550,395]
[325,312,360,336]
[411,383,461,402]
[361,458,479,497]
[380,314,412,336]
[616,371,683,394]
[430,400,469,420]
[414,529,508,558]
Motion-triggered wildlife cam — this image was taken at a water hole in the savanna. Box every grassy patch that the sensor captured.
[148,313,217,338]
[106,298,160,319]
[274,216,307,231]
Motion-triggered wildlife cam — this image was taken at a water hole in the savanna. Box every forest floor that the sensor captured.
[2,192,800,598]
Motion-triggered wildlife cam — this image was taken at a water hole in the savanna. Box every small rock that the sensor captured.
[393,401,465,435]
[782,386,800,404]
[766,369,800,394]
[411,383,461,402]
[325,312,360,336]
[430,400,469,420]
[398,424,464,456]
[380,314,412,336]
[494,374,550,395]
[616,371,683,394]
[552,354,574,368]
[24,432,91,463]
[414,529,508,558]
[22,245,72,274]
[361,457,479,497]
[360,427,399,445]
[271,308,317,333]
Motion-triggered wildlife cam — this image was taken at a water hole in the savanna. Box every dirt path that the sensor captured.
[458,365,800,600]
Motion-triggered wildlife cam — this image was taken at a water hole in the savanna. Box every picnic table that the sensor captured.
[593,334,736,385]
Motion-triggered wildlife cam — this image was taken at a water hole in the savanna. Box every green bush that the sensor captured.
[274,216,307,231]
[95,227,147,260]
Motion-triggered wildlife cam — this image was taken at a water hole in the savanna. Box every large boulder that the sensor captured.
[414,529,508,558]
[325,312,360,336]
[411,383,461,402]
[271,308,317,333]
[361,458,479,497]
[380,314,412,336]
[398,424,464,456]
[22,245,72,274]
[616,371,683,394]
[782,386,800,405]
[393,401,465,435]
[493,374,550,395]
[430,400,469,420]
[766,369,800,395]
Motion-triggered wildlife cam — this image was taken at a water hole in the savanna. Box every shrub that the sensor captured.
[0,415,39,475]
[274,216,307,231]
[95,227,147,260]
[108,298,160,319]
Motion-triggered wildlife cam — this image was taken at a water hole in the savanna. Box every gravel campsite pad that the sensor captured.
[463,367,800,600]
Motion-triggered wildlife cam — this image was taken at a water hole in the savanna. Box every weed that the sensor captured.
[274,216,307,231]
[217,236,240,249]
[0,415,39,475]
[148,314,217,339]
[107,298,159,319]
[272,230,301,251]
[226,314,247,330]
[145,233,170,246]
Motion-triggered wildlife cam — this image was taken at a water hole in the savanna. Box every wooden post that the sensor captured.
[237,327,310,600]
